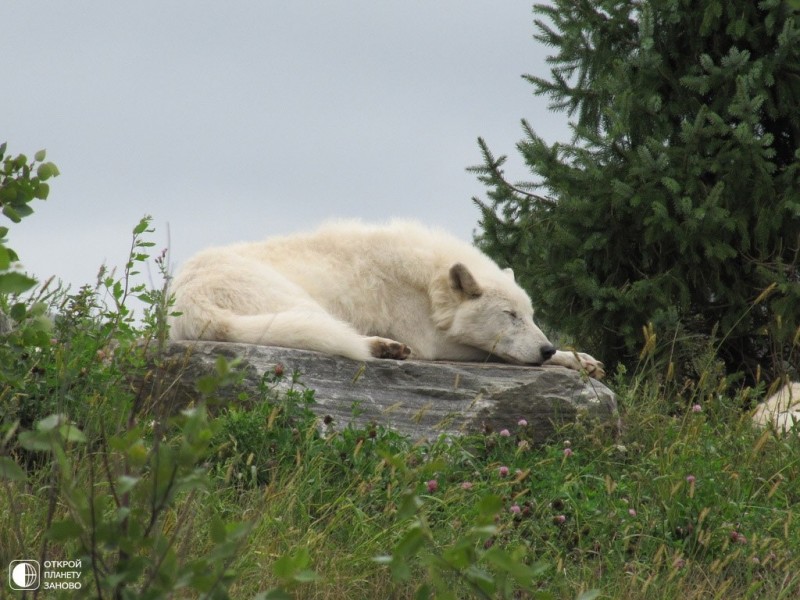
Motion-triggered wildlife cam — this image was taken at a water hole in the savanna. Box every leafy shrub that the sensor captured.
[0,215,252,598]
[0,143,59,295]
[211,367,318,488]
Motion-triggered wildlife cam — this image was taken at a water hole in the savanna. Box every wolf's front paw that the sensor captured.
[548,350,605,379]
[368,337,412,360]
[575,352,605,379]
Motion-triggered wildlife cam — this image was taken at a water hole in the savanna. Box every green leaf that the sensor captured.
[33,182,49,199]
[58,423,87,443]
[394,524,426,559]
[293,569,320,583]
[2,205,21,223]
[9,203,33,219]
[390,558,411,582]
[292,547,311,570]
[18,430,54,451]
[476,494,503,518]
[34,149,46,162]
[483,548,547,587]
[126,440,149,467]
[0,247,9,270]
[272,553,296,579]
[197,375,218,396]
[37,162,59,181]
[47,519,83,541]
[397,492,423,520]
[210,515,227,544]
[37,414,64,431]
[0,456,26,481]
[133,217,152,235]
[414,583,433,600]
[464,565,495,592]
[9,302,25,322]
[0,272,36,294]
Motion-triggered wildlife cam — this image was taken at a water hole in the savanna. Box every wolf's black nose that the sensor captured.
[540,344,556,361]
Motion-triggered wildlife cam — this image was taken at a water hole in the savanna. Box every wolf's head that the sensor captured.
[430,263,556,365]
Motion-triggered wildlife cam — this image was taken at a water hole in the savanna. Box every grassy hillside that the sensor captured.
[1,220,799,599]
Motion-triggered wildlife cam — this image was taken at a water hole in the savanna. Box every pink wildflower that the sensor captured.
[426,479,438,493]
[518,419,528,427]
[499,466,509,477]
[461,481,473,490]
[553,514,566,524]
[563,448,574,458]
[499,429,511,437]
[510,504,522,515]
[730,531,747,544]
[692,404,702,413]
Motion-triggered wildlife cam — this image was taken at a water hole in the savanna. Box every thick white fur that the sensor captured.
[752,381,800,433]
[169,219,603,377]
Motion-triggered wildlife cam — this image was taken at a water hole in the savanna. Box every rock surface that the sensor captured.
[161,341,619,441]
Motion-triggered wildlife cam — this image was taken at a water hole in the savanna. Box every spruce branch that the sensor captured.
[468,137,555,206]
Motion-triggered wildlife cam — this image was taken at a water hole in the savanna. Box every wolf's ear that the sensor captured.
[449,263,482,298]
[502,267,515,280]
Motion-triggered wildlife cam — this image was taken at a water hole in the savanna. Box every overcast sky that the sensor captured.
[4,2,569,304]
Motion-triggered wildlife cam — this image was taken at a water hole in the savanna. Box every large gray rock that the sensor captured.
[160,341,618,441]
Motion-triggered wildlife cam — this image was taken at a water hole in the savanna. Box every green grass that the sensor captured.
[1,222,799,598]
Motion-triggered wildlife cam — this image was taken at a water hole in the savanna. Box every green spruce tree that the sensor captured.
[473,0,800,380]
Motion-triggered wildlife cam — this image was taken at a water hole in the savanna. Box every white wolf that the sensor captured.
[752,381,800,433]
[169,220,604,378]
